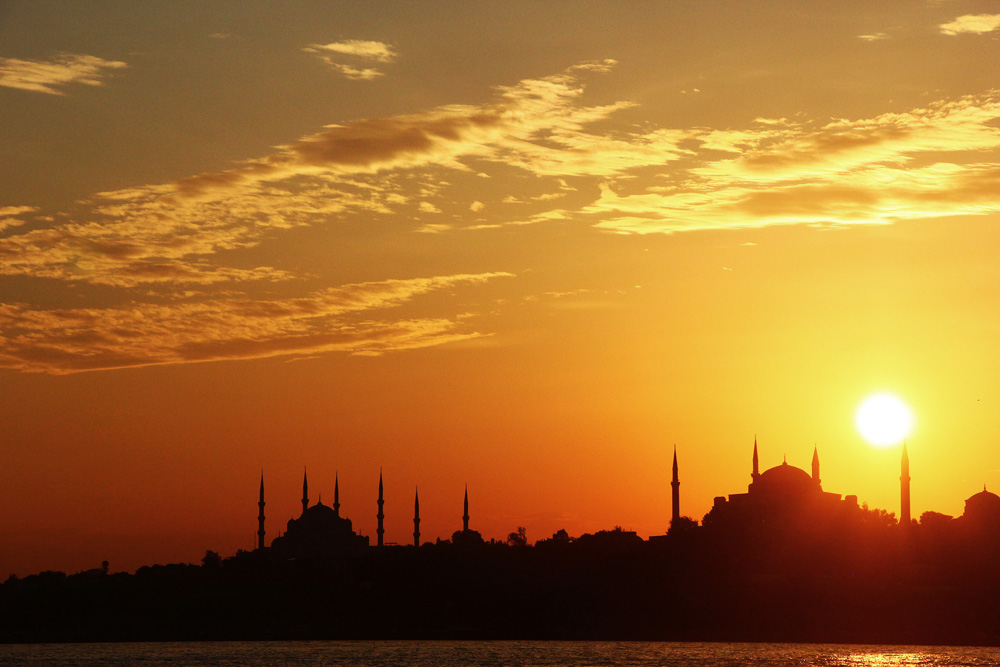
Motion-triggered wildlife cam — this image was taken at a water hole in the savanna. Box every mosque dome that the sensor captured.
[303,501,337,518]
[964,487,1000,521]
[753,461,818,498]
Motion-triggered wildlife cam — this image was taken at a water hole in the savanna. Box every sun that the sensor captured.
[856,393,914,447]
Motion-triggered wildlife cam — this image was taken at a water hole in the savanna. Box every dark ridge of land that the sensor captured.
[4,514,1000,645]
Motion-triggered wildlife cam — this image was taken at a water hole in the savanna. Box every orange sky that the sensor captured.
[2,1,1000,577]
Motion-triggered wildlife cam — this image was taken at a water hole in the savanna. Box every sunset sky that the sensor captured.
[3,1,1000,577]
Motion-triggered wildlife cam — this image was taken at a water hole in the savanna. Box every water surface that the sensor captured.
[2,640,999,667]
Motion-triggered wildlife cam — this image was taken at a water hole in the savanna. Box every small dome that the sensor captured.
[753,461,818,498]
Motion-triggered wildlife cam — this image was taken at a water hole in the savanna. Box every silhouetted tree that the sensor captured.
[859,503,897,528]
[920,510,953,529]
[506,526,528,547]
[201,550,222,569]
[451,529,484,546]
[668,515,698,535]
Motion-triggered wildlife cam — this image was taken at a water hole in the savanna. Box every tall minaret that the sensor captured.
[413,487,421,547]
[462,485,470,532]
[812,445,821,485]
[333,473,340,517]
[901,442,911,527]
[671,445,680,524]
[301,467,309,517]
[752,436,760,483]
[257,472,266,550]
[376,469,385,547]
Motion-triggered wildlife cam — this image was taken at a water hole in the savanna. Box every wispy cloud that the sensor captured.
[858,32,890,42]
[146,59,677,202]
[0,59,690,289]
[0,53,126,95]
[0,273,512,374]
[588,93,1000,233]
[7,62,1000,377]
[0,206,38,234]
[306,40,395,62]
[940,14,1000,35]
[0,206,39,217]
[304,40,396,80]
[7,63,1000,290]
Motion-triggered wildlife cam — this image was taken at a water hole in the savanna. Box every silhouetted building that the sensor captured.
[413,487,421,547]
[961,486,1000,525]
[901,443,911,526]
[453,486,483,545]
[377,470,385,547]
[257,473,266,550]
[671,446,680,524]
[702,441,858,532]
[333,473,340,516]
[302,467,309,517]
[268,474,369,556]
[463,485,470,532]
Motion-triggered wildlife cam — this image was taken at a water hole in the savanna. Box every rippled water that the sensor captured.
[2,641,1000,667]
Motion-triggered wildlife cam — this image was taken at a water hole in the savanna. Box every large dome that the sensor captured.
[753,461,819,498]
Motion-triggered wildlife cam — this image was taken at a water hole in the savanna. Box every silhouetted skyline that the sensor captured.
[246,440,992,560]
[4,2,1000,579]
[7,444,1000,644]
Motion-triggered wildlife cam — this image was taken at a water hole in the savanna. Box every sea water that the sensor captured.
[2,641,1000,667]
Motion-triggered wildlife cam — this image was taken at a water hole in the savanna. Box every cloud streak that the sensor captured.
[0,273,512,374]
[0,53,126,94]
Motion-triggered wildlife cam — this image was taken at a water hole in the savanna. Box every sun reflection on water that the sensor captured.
[844,653,931,666]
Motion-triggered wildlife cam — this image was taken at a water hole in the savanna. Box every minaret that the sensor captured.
[671,445,680,524]
[901,442,911,527]
[812,445,821,485]
[752,436,760,482]
[376,469,385,547]
[301,467,309,517]
[413,487,421,547]
[462,485,470,532]
[333,472,340,517]
[257,472,266,550]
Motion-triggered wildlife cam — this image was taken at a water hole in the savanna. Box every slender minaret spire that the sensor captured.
[413,487,421,547]
[901,441,911,528]
[812,445,821,485]
[752,436,760,482]
[257,472,266,550]
[462,485,470,532]
[333,473,340,517]
[301,467,309,517]
[671,445,680,524]
[376,469,385,547]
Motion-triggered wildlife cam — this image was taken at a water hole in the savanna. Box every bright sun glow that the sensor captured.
[856,393,914,447]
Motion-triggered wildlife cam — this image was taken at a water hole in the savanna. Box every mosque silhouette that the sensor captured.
[256,468,481,555]
[253,439,998,554]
